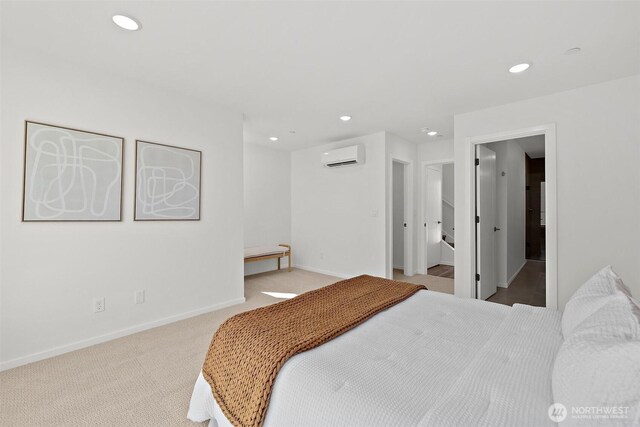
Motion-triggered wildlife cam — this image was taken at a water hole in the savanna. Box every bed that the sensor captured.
[188,267,640,427]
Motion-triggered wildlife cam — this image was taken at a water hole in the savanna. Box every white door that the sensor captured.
[425,166,442,270]
[476,145,497,300]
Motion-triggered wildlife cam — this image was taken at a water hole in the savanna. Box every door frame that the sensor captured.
[467,123,557,309]
[388,158,414,278]
[418,159,454,274]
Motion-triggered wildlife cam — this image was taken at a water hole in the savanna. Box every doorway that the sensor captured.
[423,163,455,279]
[395,159,454,294]
[474,133,552,307]
[526,155,546,261]
[391,160,411,276]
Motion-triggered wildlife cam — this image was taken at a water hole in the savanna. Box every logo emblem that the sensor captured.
[548,403,568,422]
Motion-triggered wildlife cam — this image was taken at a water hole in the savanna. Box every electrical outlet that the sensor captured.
[93,297,105,313]
[135,290,145,304]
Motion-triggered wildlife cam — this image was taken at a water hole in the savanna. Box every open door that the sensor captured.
[425,166,442,270]
[476,145,497,300]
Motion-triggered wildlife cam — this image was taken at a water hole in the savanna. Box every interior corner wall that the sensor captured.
[291,132,387,278]
[454,74,640,309]
[0,47,245,370]
[243,143,291,275]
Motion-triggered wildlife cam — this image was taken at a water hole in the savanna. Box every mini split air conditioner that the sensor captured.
[321,145,365,168]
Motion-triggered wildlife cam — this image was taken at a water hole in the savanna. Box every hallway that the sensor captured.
[487,261,546,307]
[427,264,454,279]
[393,269,454,295]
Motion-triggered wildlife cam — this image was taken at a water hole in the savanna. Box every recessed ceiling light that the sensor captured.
[339,115,352,122]
[112,14,141,31]
[269,136,279,141]
[564,47,581,55]
[509,63,530,73]
[427,131,438,136]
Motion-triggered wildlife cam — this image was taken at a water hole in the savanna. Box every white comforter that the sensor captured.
[188,290,563,426]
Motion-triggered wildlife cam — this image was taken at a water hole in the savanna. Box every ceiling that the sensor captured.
[2,1,639,151]
[516,135,545,159]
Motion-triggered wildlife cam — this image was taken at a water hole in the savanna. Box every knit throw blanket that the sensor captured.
[201,275,425,427]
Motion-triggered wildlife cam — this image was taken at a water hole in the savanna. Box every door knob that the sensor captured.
[437,221,442,224]
[403,223,407,227]
[494,227,501,232]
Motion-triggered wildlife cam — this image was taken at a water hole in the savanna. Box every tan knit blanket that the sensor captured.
[202,275,426,427]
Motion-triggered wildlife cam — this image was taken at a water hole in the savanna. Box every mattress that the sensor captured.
[188,290,563,427]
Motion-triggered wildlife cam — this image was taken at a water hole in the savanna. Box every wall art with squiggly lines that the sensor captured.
[22,121,123,221]
[134,140,201,221]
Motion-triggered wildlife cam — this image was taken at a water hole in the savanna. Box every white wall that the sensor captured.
[486,141,526,287]
[392,162,405,269]
[442,163,455,207]
[441,163,455,241]
[0,47,245,370]
[243,143,291,275]
[291,132,387,278]
[418,139,454,163]
[506,142,526,283]
[291,131,419,279]
[454,75,640,308]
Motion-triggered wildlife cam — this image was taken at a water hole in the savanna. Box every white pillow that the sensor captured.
[562,266,631,337]
[553,293,640,425]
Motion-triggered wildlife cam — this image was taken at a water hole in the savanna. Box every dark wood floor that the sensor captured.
[427,264,455,279]
[487,260,546,307]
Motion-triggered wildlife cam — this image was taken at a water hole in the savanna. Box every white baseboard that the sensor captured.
[293,264,352,279]
[0,297,246,372]
[439,261,455,267]
[497,260,527,288]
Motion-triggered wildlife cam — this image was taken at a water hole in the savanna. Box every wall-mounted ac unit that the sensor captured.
[321,145,365,168]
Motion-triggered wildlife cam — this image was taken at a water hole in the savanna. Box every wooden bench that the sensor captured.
[244,244,292,272]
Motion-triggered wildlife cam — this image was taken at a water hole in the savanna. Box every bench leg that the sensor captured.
[277,257,281,270]
[288,252,292,272]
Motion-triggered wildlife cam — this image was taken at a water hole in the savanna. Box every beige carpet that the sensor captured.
[393,270,455,295]
[0,269,454,426]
